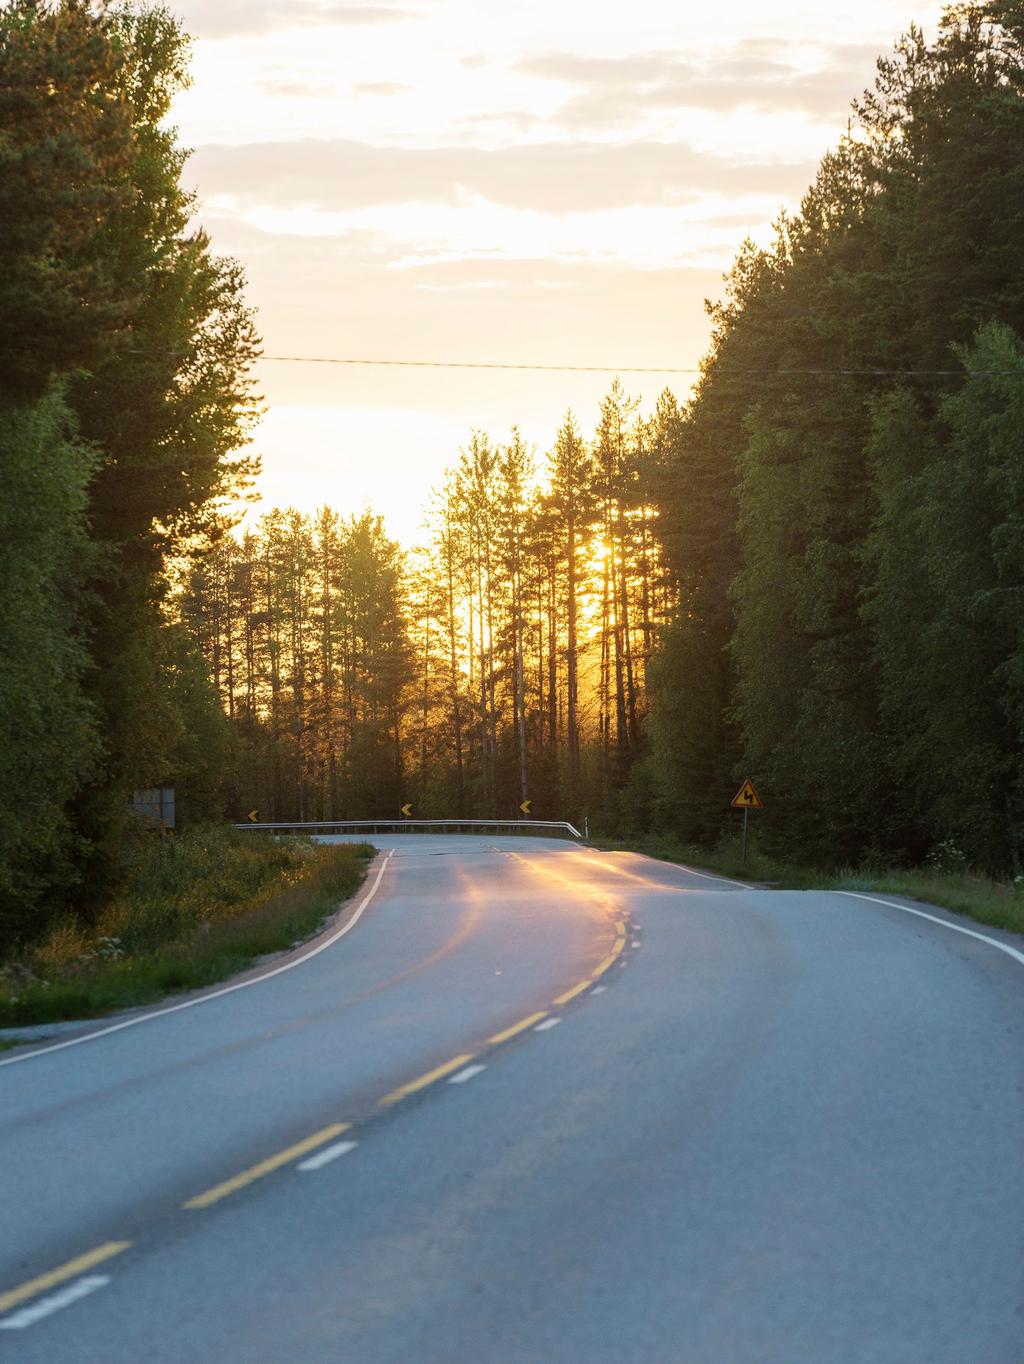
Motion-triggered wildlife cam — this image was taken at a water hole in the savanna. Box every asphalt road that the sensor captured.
[2,835,1023,1361]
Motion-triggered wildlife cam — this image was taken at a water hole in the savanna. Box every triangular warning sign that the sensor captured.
[731,779,764,810]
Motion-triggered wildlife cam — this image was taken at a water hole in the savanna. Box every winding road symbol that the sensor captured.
[731,779,764,810]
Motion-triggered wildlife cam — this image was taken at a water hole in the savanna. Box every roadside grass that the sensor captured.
[821,866,1024,936]
[0,828,374,1028]
[595,833,1024,938]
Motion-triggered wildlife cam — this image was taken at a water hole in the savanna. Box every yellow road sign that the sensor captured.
[731,779,764,810]
[401,803,413,817]
[519,799,531,815]
[247,809,258,823]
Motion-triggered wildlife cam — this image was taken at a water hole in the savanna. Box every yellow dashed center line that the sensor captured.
[183,1123,352,1209]
[379,1053,476,1106]
[1,913,634,1314]
[552,980,591,1006]
[487,1012,549,1045]
[592,932,627,980]
[0,1241,131,1316]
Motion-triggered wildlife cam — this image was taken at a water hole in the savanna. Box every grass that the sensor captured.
[0,827,374,1028]
[595,832,1024,938]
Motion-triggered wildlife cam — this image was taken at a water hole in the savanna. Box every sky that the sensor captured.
[171,0,947,545]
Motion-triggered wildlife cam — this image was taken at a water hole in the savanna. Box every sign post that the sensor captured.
[730,779,764,867]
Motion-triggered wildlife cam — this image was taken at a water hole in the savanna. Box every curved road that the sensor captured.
[1,835,1023,1361]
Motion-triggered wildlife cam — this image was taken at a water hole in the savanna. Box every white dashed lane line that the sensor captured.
[533,1018,562,1032]
[0,1276,111,1331]
[297,1141,359,1172]
[448,1064,487,1085]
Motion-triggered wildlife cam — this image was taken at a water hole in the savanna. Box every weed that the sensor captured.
[0,829,373,1027]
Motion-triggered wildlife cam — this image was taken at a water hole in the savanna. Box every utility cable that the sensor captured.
[256,355,1020,377]
[126,349,1022,377]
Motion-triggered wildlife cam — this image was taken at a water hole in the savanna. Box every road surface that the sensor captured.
[2,835,1023,1361]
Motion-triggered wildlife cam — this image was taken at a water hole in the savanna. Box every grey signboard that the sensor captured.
[130,788,176,829]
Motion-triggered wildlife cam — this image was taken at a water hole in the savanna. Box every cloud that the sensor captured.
[516,39,887,125]
[354,81,410,95]
[175,1,415,39]
[196,217,723,410]
[258,80,337,97]
[188,138,813,215]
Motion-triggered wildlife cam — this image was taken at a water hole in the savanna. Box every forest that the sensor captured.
[3,1,1024,956]
[177,392,678,833]
[0,0,259,946]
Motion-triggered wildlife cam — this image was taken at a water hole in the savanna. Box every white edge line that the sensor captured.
[670,862,753,891]
[297,1140,358,1172]
[575,849,752,892]
[448,1064,487,1085]
[0,1275,111,1330]
[0,850,395,1069]
[837,891,1024,969]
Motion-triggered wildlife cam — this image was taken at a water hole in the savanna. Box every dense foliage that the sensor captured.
[653,3,1024,871]
[0,1,259,950]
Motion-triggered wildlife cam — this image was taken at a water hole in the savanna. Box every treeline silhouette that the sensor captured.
[178,388,678,829]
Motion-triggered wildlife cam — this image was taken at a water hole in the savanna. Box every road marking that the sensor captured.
[667,863,752,891]
[578,851,753,893]
[534,1017,561,1031]
[837,892,1024,969]
[487,1012,548,1045]
[587,921,631,980]
[591,937,625,978]
[297,1140,358,1171]
[0,1242,130,1316]
[448,1064,487,1084]
[590,985,607,994]
[183,1123,351,1208]
[0,851,396,1069]
[0,1275,111,1331]
[553,980,590,1005]
[379,1054,476,1106]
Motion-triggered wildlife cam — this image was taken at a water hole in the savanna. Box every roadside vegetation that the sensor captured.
[0,830,372,1028]
[599,834,1024,939]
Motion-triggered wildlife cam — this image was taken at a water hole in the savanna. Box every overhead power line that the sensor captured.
[255,354,1020,377]
[124,349,1021,378]
[259,355,694,373]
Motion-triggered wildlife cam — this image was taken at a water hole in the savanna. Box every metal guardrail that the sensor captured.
[234,818,583,840]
